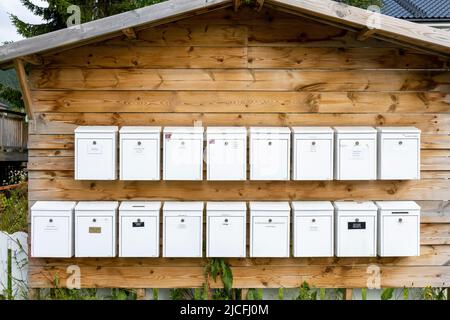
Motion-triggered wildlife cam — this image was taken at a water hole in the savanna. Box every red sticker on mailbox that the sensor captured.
[165,133,172,139]
[209,139,215,144]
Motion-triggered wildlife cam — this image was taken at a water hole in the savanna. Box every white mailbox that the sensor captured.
[206,127,247,181]
[335,201,377,257]
[377,127,421,180]
[75,201,118,257]
[120,127,161,180]
[292,127,334,180]
[376,201,421,257]
[292,201,334,257]
[207,202,246,258]
[75,126,118,180]
[31,201,77,258]
[250,202,290,257]
[119,201,161,257]
[334,127,377,180]
[250,127,291,180]
[163,202,203,257]
[163,127,204,180]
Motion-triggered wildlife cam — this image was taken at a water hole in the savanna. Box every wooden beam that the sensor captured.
[122,27,137,40]
[0,0,232,65]
[266,0,450,56]
[21,54,43,65]
[357,27,377,41]
[13,58,33,120]
[233,0,242,12]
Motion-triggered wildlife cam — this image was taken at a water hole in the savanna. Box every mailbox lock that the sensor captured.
[49,219,53,223]
[92,141,97,145]
[181,141,185,146]
[398,141,403,145]
[268,219,272,223]
[398,218,403,223]
[312,141,316,146]
[181,218,185,223]
[355,141,360,146]
[355,218,359,222]
[268,141,272,146]
[312,218,316,223]
[137,141,142,146]
[93,218,96,223]
[224,218,229,223]
[224,141,229,146]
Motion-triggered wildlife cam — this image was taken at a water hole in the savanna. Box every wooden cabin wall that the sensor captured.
[26,7,450,289]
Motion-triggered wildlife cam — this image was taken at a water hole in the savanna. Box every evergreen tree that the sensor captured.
[340,0,383,9]
[10,0,165,38]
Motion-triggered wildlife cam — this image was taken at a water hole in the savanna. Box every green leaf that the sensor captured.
[403,288,409,300]
[381,288,395,300]
[220,260,233,295]
[361,288,367,300]
[278,288,284,300]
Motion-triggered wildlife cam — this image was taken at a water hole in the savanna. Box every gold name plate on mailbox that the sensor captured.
[89,227,102,234]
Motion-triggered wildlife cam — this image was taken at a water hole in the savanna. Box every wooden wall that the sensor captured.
[26,7,450,289]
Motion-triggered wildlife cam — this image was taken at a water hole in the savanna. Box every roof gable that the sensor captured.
[0,0,450,66]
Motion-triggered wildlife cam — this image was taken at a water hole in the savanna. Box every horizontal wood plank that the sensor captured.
[28,113,450,135]
[27,179,450,201]
[28,265,450,288]
[29,69,450,92]
[44,46,248,69]
[41,46,447,69]
[247,47,447,69]
[28,245,450,268]
[31,90,450,114]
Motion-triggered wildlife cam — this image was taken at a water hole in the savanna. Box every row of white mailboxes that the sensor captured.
[75,126,421,181]
[31,200,420,258]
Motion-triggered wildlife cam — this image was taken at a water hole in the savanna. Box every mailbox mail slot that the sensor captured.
[119,201,161,257]
[376,201,420,257]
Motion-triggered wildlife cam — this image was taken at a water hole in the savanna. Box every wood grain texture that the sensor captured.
[28,112,450,135]
[29,68,450,92]
[27,179,450,201]
[28,245,450,267]
[29,90,450,114]
[26,6,450,289]
[42,45,446,69]
[28,265,450,288]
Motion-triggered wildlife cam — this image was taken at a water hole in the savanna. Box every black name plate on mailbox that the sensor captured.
[132,221,145,228]
[348,222,366,230]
